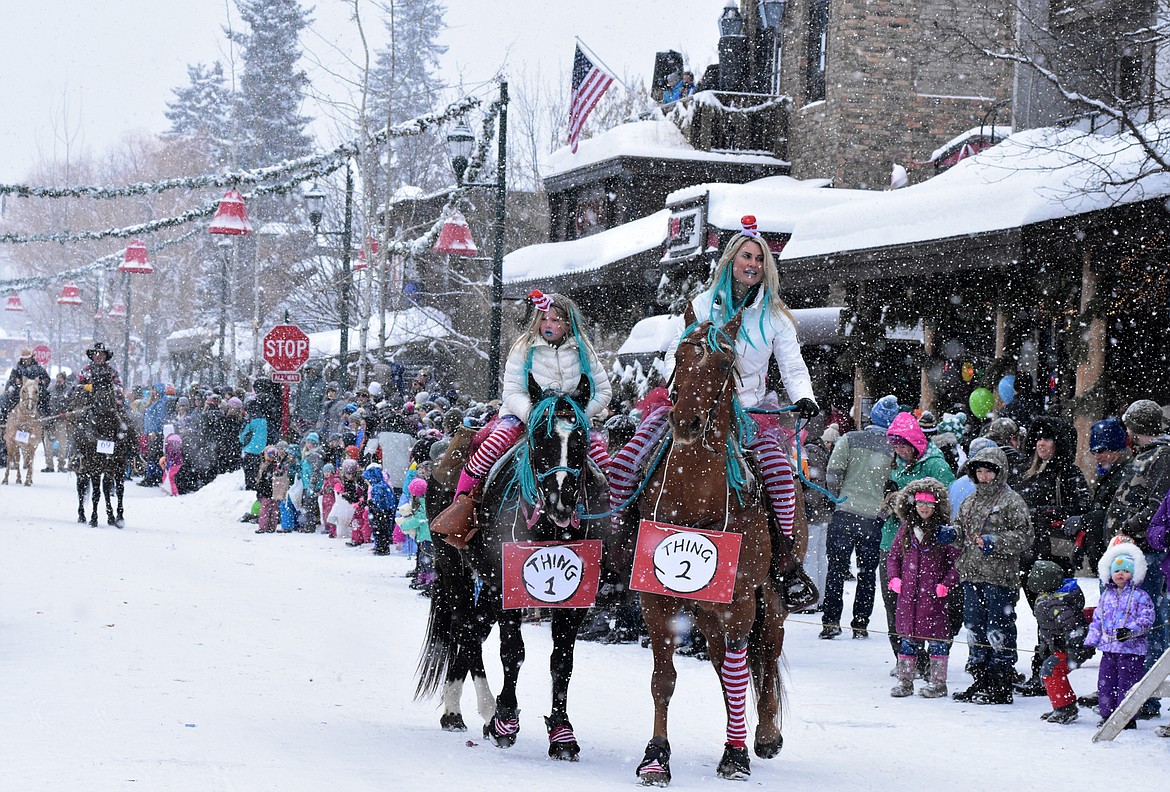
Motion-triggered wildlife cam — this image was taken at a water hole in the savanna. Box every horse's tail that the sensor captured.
[414,560,459,701]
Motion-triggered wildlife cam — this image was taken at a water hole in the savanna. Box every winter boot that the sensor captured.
[972,667,1014,705]
[919,656,949,699]
[1014,651,1046,697]
[430,469,482,550]
[1044,703,1079,724]
[952,667,989,702]
[890,655,916,697]
[769,524,819,612]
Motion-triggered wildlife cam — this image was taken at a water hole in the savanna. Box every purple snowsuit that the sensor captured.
[1086,580,1155,719]
[886,525,961,642]
[1145,490,1170,581]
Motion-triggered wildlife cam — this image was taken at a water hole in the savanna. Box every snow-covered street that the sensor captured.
[1,458,1163,791]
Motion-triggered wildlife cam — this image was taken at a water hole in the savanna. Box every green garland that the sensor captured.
[0,95,481,200]
[0,230,199,291]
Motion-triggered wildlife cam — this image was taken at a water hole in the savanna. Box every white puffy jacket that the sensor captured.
[664,287,814,409]
[500,336,612,424]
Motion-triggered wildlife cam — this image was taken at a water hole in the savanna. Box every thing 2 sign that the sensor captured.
[262,324,310,372]
[629,520,743,604]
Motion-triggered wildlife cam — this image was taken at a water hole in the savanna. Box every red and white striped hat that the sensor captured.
[740,215,760,238]
[528,289,553,312]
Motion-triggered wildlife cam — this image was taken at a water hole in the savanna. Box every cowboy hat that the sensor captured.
[86,341,112,360]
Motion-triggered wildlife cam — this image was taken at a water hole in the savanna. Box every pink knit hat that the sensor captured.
[407,478,428,497]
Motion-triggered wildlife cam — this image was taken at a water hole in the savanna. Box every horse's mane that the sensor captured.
[509,394,589,507]
[676,319,758,504]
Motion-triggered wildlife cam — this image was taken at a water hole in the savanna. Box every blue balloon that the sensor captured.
[998,375,1016,405]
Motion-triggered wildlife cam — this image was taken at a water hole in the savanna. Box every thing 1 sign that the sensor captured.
[629,520,743,604]
[262,324,310,372]
[501,540,603,609]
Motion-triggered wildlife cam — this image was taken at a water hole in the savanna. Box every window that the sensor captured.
[806,0,829,103]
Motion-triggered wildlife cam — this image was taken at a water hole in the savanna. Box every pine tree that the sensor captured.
[369,0,449,191]
[163,62,234,169]
[228,0,314,170]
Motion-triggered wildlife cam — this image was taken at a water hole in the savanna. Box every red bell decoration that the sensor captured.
[208,189,253,236]
[57,281,83,306]
[4,292,24,312]
[108,303,126,318]
[354,236,380,271]
[119,239,154,274]
[433,211,478,256]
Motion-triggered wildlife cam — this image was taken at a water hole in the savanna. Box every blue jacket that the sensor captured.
[239,418,268,455]
[143,386,172,434]
[363,466,397,513]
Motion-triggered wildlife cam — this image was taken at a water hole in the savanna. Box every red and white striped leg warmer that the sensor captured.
[587,430,610,472]
[722,646,750,748]
[607,407,671,526]
[465,418,524,479]
[749,431,795,538]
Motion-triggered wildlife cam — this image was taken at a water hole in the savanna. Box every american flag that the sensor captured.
[567,45,614,154]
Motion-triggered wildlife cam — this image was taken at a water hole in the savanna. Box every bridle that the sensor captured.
[673,333,738,454]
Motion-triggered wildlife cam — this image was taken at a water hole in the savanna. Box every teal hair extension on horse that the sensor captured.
[507,394,587,506]
[725,393,757,505]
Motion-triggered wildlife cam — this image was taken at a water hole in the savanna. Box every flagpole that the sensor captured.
[574,37,638,97]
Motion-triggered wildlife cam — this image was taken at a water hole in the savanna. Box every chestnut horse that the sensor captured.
[633,306,787,785]
[3,378,42,486]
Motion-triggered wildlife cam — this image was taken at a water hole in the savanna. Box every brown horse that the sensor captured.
[4,378,43,486]
[633,306,787,785]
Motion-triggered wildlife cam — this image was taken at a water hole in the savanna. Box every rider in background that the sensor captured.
[445,290,611,508]
[608,215,821,609]
[4,347,51,415]
[76,341,124,404]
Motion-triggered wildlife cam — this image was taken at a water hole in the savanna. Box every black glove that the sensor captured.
[794,398,820,419]
[1115,627,1132,642]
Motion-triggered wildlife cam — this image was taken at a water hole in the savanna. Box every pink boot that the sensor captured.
[455,469,482,500]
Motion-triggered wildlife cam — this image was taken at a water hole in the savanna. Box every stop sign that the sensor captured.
[262,324,310,372]
[33,344,51,366]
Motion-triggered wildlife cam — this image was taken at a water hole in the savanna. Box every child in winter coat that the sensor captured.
[436,290,611,545]
[363,463,398,555]
[160,433,184,497]
[401,477,434,591]
[337,458,369,546]
[1086,540,1156,728]
[320,462,339,537]
[1025,560,1092,725]
[886,478,960,698]
[299,433,324,533]
[254,445,281,533]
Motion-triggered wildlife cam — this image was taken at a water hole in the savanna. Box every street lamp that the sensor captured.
[118,239,154,384]
[445,79,508,401]
[216,237,232,381]
[143,313,153,384]
[304,161,355,388]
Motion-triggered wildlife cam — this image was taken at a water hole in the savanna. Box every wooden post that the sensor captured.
[994,306,1006,359]
[1073,246,1105,482]
[920,320,936,413]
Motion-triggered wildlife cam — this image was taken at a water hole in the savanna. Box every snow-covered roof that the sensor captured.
[544,117,787,180]
[928,125,1012,162]
[780,124,1170,260]
[617,313,685,356]
[256,221,310,236]
[667,175,867,234]
[307,306,452,358]
[390,185,424,204]
[503,209,671,285]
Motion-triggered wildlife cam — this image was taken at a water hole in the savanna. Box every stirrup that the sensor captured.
[777,564,819,612]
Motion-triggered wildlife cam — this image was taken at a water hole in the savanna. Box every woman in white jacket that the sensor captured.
[609,215,820,607]
[451,290,612,501]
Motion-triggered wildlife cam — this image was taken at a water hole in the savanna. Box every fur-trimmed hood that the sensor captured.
[892,476,953,522]
[1099,540,1148,587]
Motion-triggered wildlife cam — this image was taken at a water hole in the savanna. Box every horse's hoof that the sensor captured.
[483,709,519,748]
[24,480,31,487]
[754,734,783,759]
[108,517,117,526]
[115,519,125,530]
[89,517,98,527]
[77,515,86,524]
[546,716,580,761]
[636,737,671,786]
[716,743,751,780]
[440,712,467,732]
